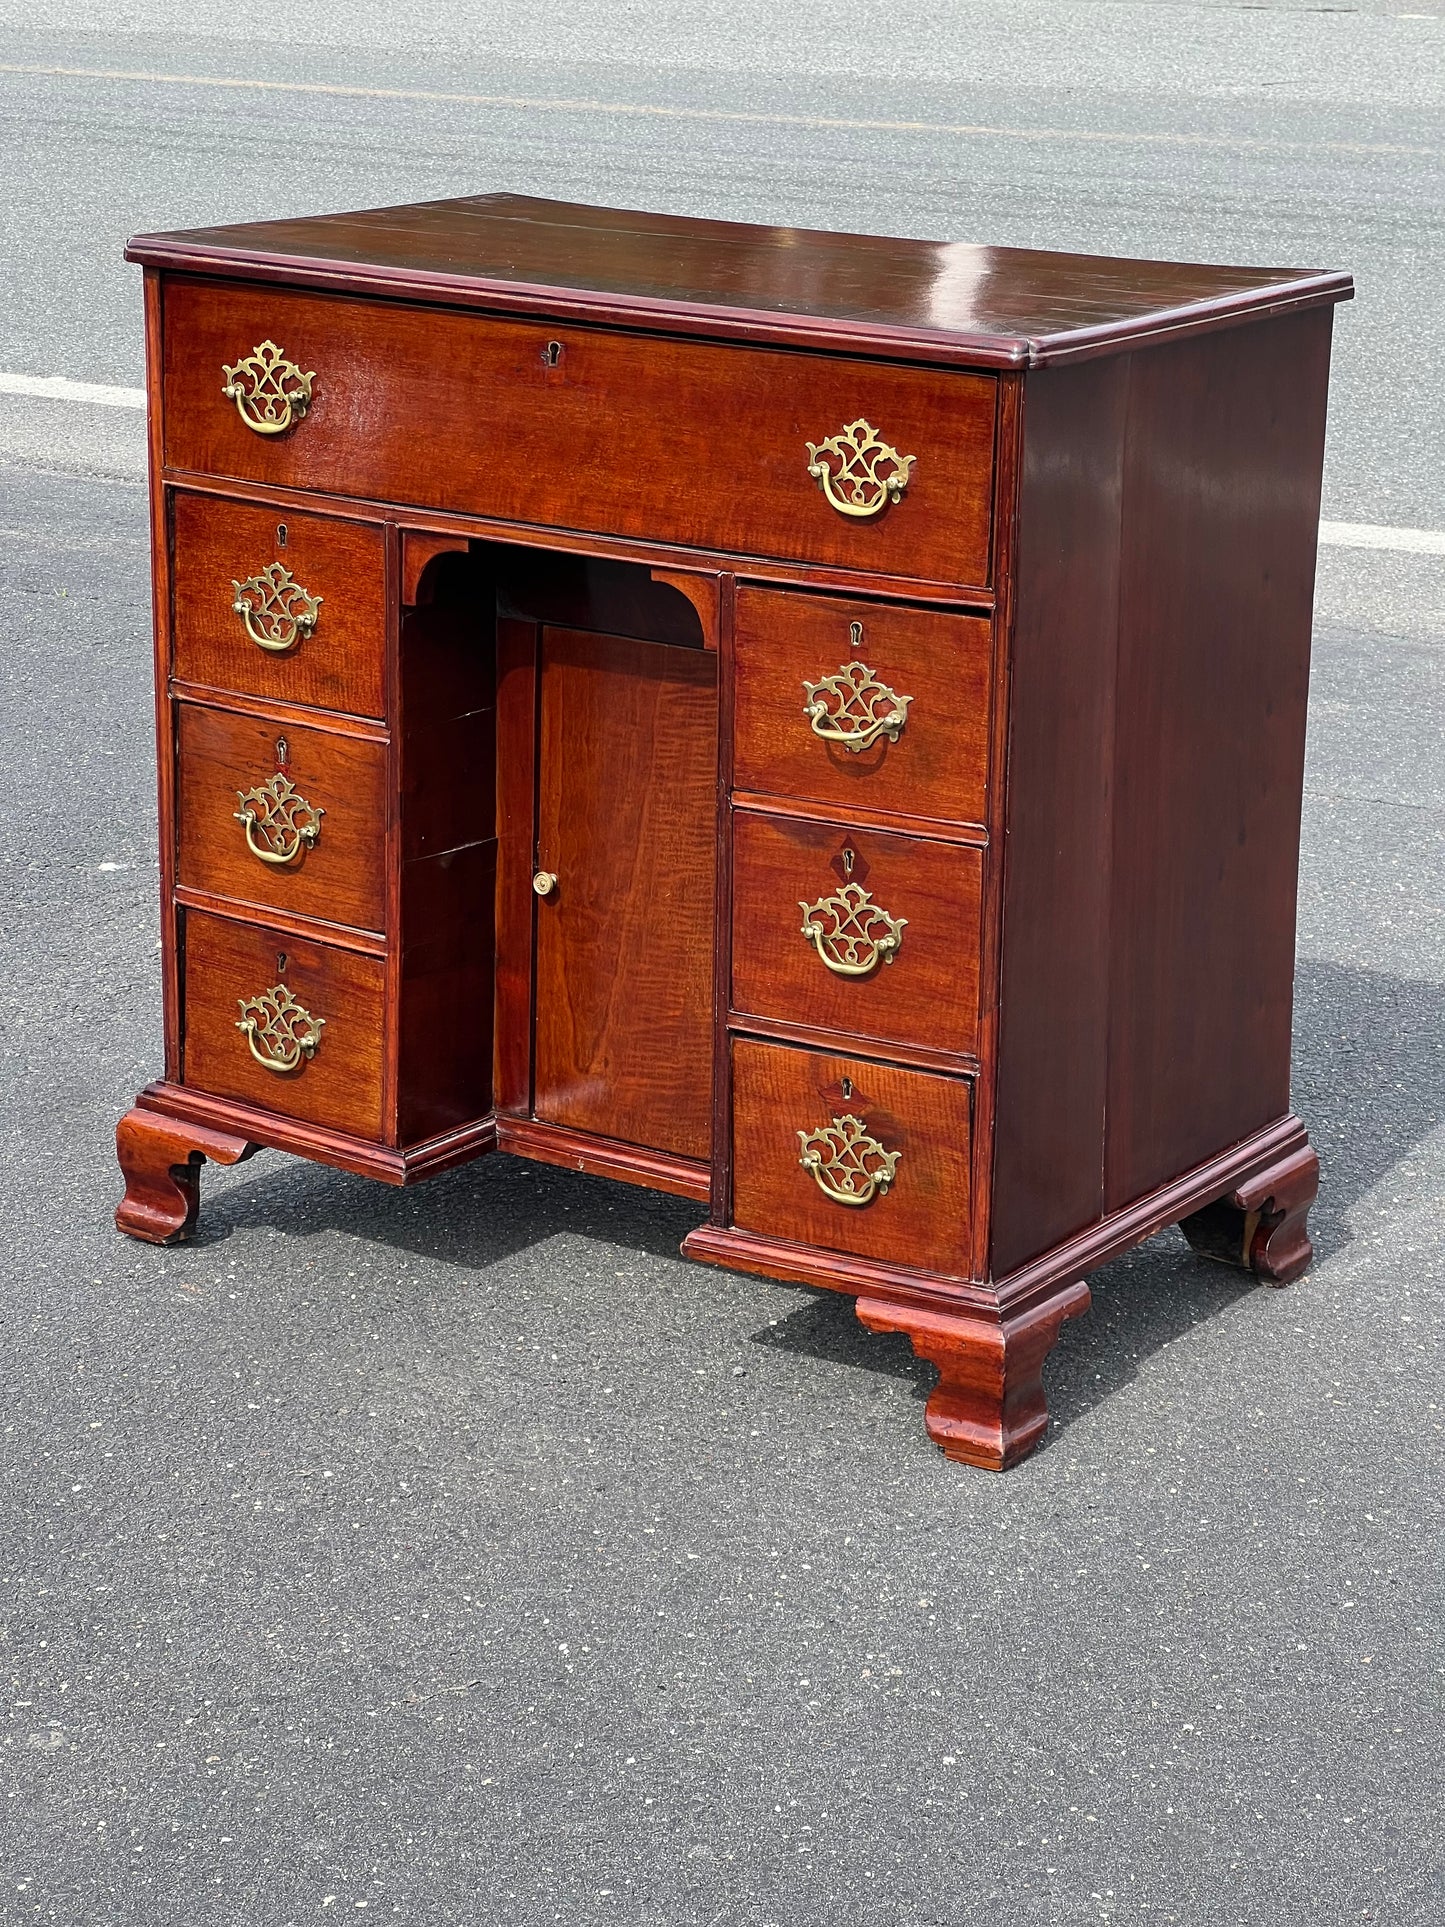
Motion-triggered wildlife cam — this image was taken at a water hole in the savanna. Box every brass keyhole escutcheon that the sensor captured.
[533,870,558,897]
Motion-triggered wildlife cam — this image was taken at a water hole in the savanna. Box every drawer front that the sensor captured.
[181,910,385,1138]
[176,704,388,934]
[162,281,997,588]
[731,1038,972,1275]
[731,811,981,1056]
[733,587,992,825]
[171,491,387,720]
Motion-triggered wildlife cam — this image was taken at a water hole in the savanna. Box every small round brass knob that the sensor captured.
[532,871,558,897]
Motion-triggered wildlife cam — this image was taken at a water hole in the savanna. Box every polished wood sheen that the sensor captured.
[730,809,982,1057]
[181,910,386,1139]
[115,194,1350,1472]
[129,192,1351,369]
[176,702,388,934]
[731,1038,973,1275]
[171,490,387,719]
[732,588,992,827]
[162,280,997,589]
[533,628,717,1160]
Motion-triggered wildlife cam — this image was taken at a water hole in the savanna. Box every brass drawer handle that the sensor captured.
[234,772,324,867]
[221,339,314,435]
[802,654,913,752]
[798,1114,901,1207]
[235,982,325,1073]
[231,563,322,653]
[799,881,906,977]
[805,417,915,519]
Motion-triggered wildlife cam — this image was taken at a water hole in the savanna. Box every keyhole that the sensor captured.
[276,522,288,548]
[275,736,289,768]
[543,340,563,367]
[841,1077,854,1102]
[842,848,855,876]
[849,620,863,648]
[276,952,288,976]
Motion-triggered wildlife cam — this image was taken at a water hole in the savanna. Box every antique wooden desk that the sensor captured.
[115,196,1351,1468]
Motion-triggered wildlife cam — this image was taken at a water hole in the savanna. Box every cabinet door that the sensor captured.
[533,628,717,1159]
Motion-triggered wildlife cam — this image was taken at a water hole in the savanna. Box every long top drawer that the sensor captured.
[160,280,997,589]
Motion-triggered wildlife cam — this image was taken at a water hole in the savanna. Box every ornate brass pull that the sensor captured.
[798,1114,901,1207]
[231,563,322,653]
[799,881,906,977]
[805,418,916,519]
[802,656,913,752]
[234,772,324,867]
[221,340,315,435]
[235,982,325,1073]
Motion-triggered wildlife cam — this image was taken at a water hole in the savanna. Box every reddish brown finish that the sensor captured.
[492,614,540,1118]
[160,280,997,589]
[730,1038,973,1276]
[181,910,386,1139]
[533,629,717,1160]
[118,196,1348,1471]
[134,1080,496,1186]
[176,701,388,933]
[401,532,469,606]
[730,809,982,1058]
[390,546,498,1144]
[127,193,1352,371]
[115,1107,257,1244]
[733,587,992,827]
[171,490,387,719]
[856,1286,1090,1469]
[495,1116,710,1202]
[990,357,1126,1273]
[1103,312,1332,1208]
[1180,1141,1320,1285]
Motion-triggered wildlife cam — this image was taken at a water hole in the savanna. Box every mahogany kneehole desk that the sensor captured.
[115,195,1353,1471]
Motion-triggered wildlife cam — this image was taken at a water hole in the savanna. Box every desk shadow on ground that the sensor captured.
[193,955,1444,1450]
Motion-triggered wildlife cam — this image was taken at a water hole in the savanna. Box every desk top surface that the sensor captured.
[127,193,1352,369]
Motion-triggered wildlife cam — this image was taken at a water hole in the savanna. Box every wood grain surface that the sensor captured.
[128,193,1352,369]
[160,280,996,588]
[171,489,387,720]
[733,586,992,827]
[730,1038,973,1276]
[181,909,386,1140]
[176,701,388,934]
[730,809,982,1056]
[533,628,718,1159]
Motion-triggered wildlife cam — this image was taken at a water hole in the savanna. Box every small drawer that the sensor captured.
[731,810,981,1056]
[731,1038,972,1276]
[176,703,388,934]
[181,909,385,1139]
[733,587,992,826]
[161,280,996,587]
[171,491,387,720]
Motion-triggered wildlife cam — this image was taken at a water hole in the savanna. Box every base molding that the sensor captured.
[994,1112,1315,1308]
[128,1083,496,1187]
[495,1115,710,1201]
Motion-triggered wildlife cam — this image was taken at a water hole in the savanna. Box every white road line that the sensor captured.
[0,61,1434,160]
[1,370,1439,555]
[0,371,146,409]
[1318,520,1445,556]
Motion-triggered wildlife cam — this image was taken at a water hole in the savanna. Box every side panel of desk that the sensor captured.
[991,309,1335,1277]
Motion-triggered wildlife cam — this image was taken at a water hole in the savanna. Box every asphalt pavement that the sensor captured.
[1,5,1442,1924]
